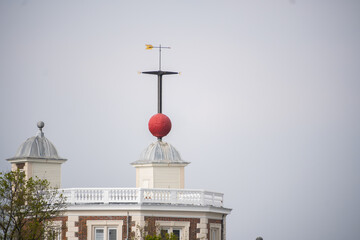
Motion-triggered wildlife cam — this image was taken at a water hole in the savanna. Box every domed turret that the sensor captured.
[133,141,187,164]
[13,122,63,160]
[132,140,189,189]
[7,122,67,188]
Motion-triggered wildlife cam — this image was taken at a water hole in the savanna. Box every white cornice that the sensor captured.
[65,203,232,215]
[7,157,67,164]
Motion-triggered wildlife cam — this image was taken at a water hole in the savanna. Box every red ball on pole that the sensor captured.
[148,113,172,138]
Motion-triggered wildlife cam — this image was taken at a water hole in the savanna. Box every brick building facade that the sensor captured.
[7,120,231,240]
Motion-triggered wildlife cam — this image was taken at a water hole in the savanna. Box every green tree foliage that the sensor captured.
[0,170,66,240]
[145,232,178,240]
[131,223,179,240]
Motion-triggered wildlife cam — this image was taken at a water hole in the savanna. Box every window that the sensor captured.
[86,220,123,240]
[156,221,190,240]
[15,163,25,173]
[161,229,169,239]
[210,228,218,240]
[95,228,104,240]
[46,220,62,240]
[108,228,117,240]
[160,228,180,240]
[209,223,221,240]
[16,163,25,170]
[172,229,181,239]
[94,227,117,240]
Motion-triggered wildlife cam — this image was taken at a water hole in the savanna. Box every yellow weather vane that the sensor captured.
[145,44,171,70]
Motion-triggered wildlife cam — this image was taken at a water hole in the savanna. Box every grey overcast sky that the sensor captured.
[1,0,360,239]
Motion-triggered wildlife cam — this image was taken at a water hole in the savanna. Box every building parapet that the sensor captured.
[60,188,224,207]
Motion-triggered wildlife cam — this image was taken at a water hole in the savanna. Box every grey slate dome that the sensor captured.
[9,121,65,160]
[132,140,189,165]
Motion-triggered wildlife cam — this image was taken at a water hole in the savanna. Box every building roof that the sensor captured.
[131,140,189,165]
[8,121,66,161]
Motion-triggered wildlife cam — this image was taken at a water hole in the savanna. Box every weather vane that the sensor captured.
[145,44,171,71]
[142,44,179,114]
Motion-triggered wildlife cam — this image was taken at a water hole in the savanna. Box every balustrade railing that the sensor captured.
[60,188,223,207]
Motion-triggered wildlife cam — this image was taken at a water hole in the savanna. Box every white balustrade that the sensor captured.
[60,188,223,207]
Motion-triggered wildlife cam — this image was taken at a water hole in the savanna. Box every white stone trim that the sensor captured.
[86,220,123,240]
[222,215,226,240]
[66,215,79,239]
[132,215,146,240]
[197,218,208,240]
[156,220,190,240]
[65,203,231,215]
[64,209,226,220]
[7,158,67,164]
[133,163,189,167]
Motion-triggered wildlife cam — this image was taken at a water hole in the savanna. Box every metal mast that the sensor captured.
[143,44,178,113]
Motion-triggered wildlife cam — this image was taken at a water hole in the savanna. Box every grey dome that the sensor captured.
[132,140,189,165]
[10,123,64,160]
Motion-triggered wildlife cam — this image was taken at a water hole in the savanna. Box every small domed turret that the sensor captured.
[132,140,189,189]
[7,122,66,188]
[11,121,64,160]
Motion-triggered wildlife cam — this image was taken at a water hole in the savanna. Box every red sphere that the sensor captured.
[148,113,172,138]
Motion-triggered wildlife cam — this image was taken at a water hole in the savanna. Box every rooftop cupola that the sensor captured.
[12,121,64,160]
[135,140,187,165]
[7,121,67,188]
[132,140,189,188]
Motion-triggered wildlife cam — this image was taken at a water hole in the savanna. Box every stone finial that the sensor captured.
[37,121,45,130]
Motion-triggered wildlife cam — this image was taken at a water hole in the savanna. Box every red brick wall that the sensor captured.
[65,215,218,240]
[145,216,200,240]
[77,216,130,240]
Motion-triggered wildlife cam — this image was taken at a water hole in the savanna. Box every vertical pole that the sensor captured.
[159,44,162,70]
[126,211,129,240]
[158,74,162,113]
[157,45,163,141]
